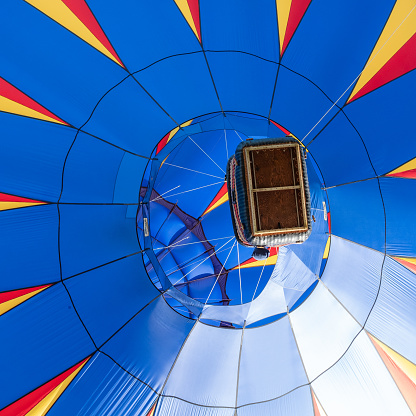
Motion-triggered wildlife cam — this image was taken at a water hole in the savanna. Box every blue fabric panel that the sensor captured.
[0,204,59,291]
[308,112,375,186]
[270,66,338,140]
[201,0,279,62]
[59,204,139,278]
[282,0,394,102]
[0,283,95,409]
[47,352,157,416]
[322,236,384,325]
[380,178,416,257]
[344,71,416,176]
[113,153,149,203]
[65,254,159,347]
[0,1,126,128]
[102,296,194,391]
[326,179,385,252]
[61,132,124,203]
[237,385,313,416]
[136,53,221,124]
[366,256,416,365]
[0,113,74,202]
[222,114,270,137]
[81,76,177,156]
[206,52,278,117]
[86,0,202,71]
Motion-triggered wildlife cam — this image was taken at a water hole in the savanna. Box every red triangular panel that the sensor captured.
[348,33,416,103]
[0,358,90,416]
[202,183,228,216]
[187,0,201,41]
[282,0,312,55]
[0,284,51,305]
[387,169,416,179]
[369,335,416,413]
[61,0,124,67]
[393,257,416,274]
[156,132,170,155]
[270,120,291,135]
[0,77,68,125]
[0,193,45,204]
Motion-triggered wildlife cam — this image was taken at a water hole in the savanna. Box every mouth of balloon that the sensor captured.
[137,112,329,328]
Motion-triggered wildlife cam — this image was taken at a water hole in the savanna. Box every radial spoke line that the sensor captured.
[205,240,236,305]
[252,258,268,301]
[163,162,224,179]
[171,238,235,286]
[235,130,245,142]
[158,319,200,395]
[154,236,235,251]
[165,245,233,277]
[287,308,311,384]
[152,181,224,202]
[301,3,416,143]
[234,321,246,413]
[189,137,226,174]
[237,243,243,304]
[323,176,378,190]
[224,129,229,160]
[150,185,180,202]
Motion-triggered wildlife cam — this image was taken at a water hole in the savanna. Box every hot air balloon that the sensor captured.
[1,1,416,415]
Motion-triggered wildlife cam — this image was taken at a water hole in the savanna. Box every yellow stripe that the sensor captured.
[237,254,278,269]
[276,0,293,52]
[24,0,121,66]
[388,157,416,175]
[370,335,416,385]
[173,0,200,41]
[323,236,330,259]
[204,193,229,216]
[0,287,49,316]
[395,257,416,266]
[0,201,45,212]
[26,360,89,416]
[0,96,64,124]
[350,0,416,100]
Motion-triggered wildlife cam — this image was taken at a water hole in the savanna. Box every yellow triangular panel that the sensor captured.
[370,335,416,385]
[0,96,66,125]
[323,236,330,259]
[173,0,200,41]
[25,359,89,416]
[349,0,416,101]
[0,286,51,316]
[0,201,46,212]
[276,0,293,53]
[387,157,416,176]
[24,0,121,66]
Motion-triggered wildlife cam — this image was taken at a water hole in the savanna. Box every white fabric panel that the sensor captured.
[237,386,314,416]
[157,397,234,416]
[237,316,308,406]
[270,247,317,291]
[321,235,383,325]
[200,303,251,326]
[200,279,287,326]
[312,331,412,416]
[245,279,287,324]
[290,282,361,380]
[163,322,242,407]
[366,256,416,364]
